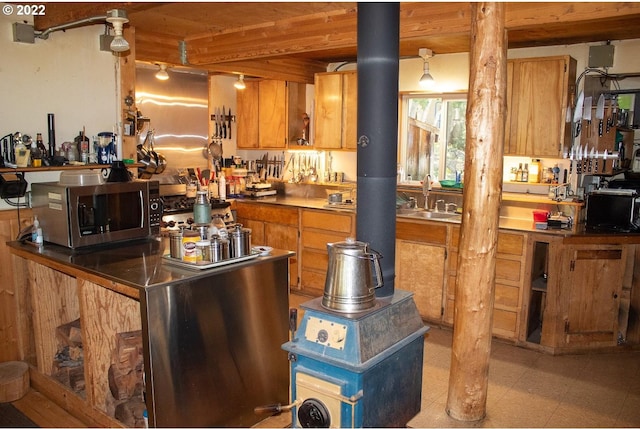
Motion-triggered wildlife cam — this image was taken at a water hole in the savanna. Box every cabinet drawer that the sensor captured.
[301,249,328,271]
[302,230,346,251]
[300,269,326,296]
[235,203,298,225]
[497,232,525,256]
[301,210,353,233]
[396,220,447,245]
[495,283,519,309]
[495,258,521,283]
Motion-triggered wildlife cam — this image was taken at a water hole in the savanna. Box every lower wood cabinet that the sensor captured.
[235,202,299,289]
[300,209,355,295]
[446,228,526,341]
[395,219,448,323]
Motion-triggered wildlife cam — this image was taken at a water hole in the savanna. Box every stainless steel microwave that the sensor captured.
[32,180,161,248]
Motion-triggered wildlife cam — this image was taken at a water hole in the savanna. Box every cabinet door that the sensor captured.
[396,240,445,322]
[314,73,343,149]
[561,245,625,347]
[236,81,259,149]
[265,223,298,289]
[510,56,574,157]
[504,61,516,155]
[258,80,287,148]
[342,71,358,150]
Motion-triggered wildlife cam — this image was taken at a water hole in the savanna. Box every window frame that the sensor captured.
[398,92,468,184]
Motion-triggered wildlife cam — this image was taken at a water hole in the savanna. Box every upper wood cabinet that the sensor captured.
[505,56,577,157]
[313,71,358,150]
[236,80,306,149]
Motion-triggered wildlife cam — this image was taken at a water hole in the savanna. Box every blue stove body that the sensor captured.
[282,290,429,428]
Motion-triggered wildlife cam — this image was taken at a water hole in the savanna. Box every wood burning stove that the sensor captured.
[282,290,428,428]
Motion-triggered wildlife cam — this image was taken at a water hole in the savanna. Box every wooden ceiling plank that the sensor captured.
[204,58,327,83]
[185,9,358,64]
[505,2,640,29]
[33,3,160,31]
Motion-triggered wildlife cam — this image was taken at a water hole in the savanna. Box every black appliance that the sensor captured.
[586,189,640,232]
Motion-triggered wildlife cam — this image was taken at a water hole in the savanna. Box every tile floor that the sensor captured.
[290,293,640,428]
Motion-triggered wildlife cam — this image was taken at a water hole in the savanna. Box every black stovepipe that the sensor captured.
[356,2,400,297]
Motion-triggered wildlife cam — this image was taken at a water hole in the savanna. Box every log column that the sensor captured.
[446,2,507,422]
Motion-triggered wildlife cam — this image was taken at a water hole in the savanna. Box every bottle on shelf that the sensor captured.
[522,163,529,182]
[515,163,523,182]
[30,139,42,167]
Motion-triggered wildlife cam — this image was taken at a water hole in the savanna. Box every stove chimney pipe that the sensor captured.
[356,3,400,297]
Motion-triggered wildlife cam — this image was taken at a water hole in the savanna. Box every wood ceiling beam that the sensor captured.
[185,8,358,64]
[201,58,328,84]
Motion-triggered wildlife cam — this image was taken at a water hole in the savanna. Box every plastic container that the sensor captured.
[533,210,549,223]
[196,240,211,262]
[181,230,200,262]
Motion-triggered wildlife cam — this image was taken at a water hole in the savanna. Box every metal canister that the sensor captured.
[229,224,251,258]
[182,230,201,263]
[169,231,183,259]
[210,236,230,262]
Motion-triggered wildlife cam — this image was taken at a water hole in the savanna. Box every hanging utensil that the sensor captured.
[574,90,584,138]
[583,96,592,138]
[222,106,227,139]
[228,109,232,140]
[596,94,605,137]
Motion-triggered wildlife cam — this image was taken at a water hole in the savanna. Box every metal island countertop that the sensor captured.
[7,237,294,292]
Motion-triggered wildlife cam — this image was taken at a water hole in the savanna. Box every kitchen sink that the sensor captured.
[408,211,461,220]
[396,208,421,215]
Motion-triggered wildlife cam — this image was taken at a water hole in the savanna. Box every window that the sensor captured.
[399,94,467,182]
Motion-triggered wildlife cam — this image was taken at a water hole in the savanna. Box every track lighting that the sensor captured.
[418,48,435,88]
[106,9,130,52]
[234,74,246,90]
[155,64,170,80]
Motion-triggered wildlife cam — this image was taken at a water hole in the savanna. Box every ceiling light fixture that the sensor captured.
[155,64,170,81]
[106,9,130,52]
[418,48,435,88]
[234,74,246,90]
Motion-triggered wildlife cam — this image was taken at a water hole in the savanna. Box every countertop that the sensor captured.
[7,238,294,292]
[233,195,640,243]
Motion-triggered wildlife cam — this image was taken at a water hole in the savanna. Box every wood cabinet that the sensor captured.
[523,236,631,352]
[559,244,626,347]
[395,219,448,322]
[299,208,356,295]
[313,71,358,150]
[505,56,577,157]
[235,202,299,289]
[236,79,306,149]
[446,228,526,341]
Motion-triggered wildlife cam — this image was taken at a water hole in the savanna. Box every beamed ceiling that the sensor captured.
[33,2,640,83]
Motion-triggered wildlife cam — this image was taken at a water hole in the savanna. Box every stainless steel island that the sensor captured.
[8,237,292,428]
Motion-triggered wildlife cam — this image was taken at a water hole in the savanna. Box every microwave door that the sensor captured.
[93,194,109,233]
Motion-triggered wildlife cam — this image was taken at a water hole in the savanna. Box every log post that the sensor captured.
[446,2,507,422]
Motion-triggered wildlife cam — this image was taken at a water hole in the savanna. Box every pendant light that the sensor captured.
[234,74,246,90]
[106,9,129,52]
[155,64,169,81]
[418,48,435,88]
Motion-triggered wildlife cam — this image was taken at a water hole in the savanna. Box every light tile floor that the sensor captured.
[289,293,640,428]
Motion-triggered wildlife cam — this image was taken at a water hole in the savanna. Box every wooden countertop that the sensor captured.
[231,196,640,244]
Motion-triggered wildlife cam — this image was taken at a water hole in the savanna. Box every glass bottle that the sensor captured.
[522,163,529,182]
[515,163,523,182]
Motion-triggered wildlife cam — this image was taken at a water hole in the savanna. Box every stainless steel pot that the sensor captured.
[322,238,383,312]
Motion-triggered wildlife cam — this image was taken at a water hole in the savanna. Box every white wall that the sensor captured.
[1,4,119,209]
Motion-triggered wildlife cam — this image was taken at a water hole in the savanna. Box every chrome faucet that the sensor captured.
[423,174,432,209]
[445,203,458,213]
[435,199,445,212]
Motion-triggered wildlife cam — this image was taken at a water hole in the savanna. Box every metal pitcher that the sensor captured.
[322,238,383,312]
